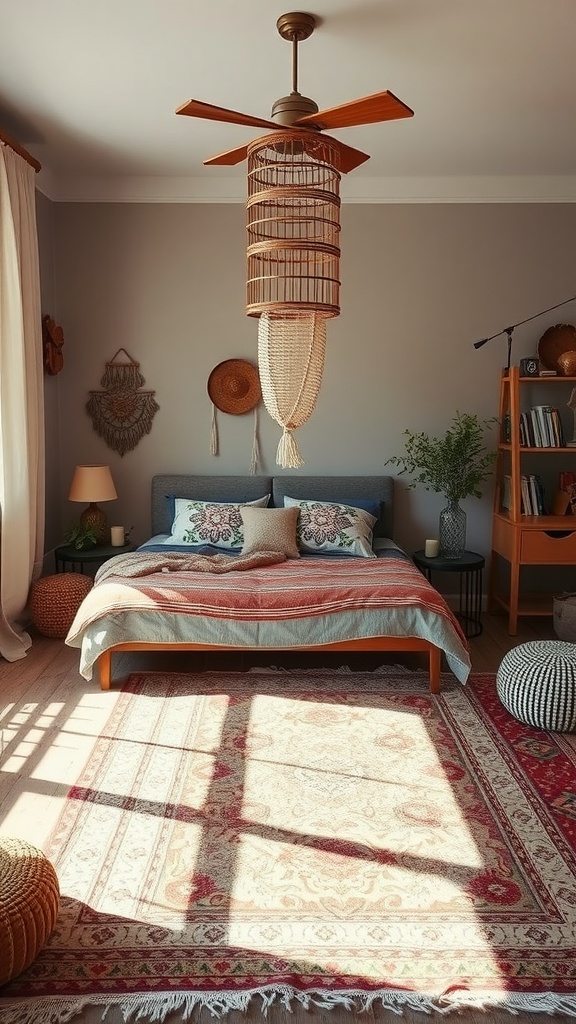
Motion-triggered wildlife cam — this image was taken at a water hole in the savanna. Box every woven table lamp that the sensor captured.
[246,130,341,468]
[68,464,117,543]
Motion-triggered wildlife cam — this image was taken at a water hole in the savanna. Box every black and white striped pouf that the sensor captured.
[496,640,576,732]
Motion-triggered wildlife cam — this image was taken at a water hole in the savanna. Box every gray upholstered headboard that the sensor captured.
[151,474,394,539]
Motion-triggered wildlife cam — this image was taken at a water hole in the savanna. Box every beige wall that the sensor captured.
[36,191,62,555]
[47,200,576,563]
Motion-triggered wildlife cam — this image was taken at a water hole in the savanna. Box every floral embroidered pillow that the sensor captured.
[283,496,377,558]
[169,496,269,549]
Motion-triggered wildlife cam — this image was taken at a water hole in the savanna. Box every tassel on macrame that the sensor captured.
[250,407,261,475]
[277,428,305,470]
[210,403,219,456]
[211,401,261,475]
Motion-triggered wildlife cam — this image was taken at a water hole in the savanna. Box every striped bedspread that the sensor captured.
[66,553,471,683]
[84,553,460,623]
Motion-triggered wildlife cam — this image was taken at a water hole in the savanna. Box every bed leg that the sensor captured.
[429,646,441,693]
[97,651,112,691]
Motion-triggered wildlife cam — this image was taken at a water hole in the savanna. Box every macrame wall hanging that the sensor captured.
[246,131,341,469]
[86,349,159,456]
[207,359,261,475]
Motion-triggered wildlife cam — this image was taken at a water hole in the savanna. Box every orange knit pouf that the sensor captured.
[0,836,60,985]
[28,572,93,638]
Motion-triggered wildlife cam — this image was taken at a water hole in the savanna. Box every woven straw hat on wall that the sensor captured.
[207,360,261,415]
[207,360,262,474]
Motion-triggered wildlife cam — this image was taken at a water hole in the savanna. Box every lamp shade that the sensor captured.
[68,465,117,503]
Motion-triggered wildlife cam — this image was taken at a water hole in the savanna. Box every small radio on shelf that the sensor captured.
[519,357,539,377]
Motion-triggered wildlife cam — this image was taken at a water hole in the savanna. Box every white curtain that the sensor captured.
[0,142,45,661]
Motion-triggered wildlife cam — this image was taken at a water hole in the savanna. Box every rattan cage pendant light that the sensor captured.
[247,130,341,467]
[176,9,415,467]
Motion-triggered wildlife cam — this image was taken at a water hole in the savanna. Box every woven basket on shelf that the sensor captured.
[553,592,576,642]
[28,572,92,638]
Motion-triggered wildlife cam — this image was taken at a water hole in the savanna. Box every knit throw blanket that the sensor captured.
[94,549,287,585]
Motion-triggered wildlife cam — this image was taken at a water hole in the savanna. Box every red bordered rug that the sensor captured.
[1,670,576,1021]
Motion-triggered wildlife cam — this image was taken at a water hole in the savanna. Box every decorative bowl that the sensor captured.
[557,350,576,376]
[538,323,576,371]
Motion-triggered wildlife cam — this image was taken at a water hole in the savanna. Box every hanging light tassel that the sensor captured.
[258,311,326,468]
[276,428,305,470]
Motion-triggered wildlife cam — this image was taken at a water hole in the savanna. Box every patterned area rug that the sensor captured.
[2,670,576,1021]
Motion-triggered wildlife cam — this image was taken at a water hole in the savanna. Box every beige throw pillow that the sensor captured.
[240,506,300,559]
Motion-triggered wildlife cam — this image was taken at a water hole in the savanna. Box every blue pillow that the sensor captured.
[342,498,382,521]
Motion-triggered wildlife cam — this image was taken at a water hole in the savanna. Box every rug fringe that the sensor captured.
[2,987,576,1023]
[247,664,417,676]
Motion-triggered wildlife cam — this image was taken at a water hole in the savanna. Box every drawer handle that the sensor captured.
[543,530,576,539]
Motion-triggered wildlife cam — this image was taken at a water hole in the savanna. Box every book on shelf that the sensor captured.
[520,474,531,514]
[501,474,511,511]
[531,406,547,446]
[528,475,541,516]
[559,471,576,492]
[519,474,546,515]
[519,411,532,447]
[550,408,566,446]
[519,407,565,447]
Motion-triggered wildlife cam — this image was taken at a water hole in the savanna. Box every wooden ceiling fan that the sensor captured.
[175,11,414,174]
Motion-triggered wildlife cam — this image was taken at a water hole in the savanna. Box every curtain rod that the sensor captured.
[0,128,41,173]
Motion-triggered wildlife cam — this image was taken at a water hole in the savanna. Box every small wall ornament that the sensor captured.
[207,359,262,474]
[42,315,65,375]
[86,349,159,456]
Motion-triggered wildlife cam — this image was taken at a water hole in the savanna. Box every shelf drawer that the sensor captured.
[520,529,576,564]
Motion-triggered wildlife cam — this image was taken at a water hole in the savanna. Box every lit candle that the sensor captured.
[110,526,125,547]
[424,539,440,558]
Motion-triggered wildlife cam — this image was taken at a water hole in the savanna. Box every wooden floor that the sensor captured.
[0,611,571,1023]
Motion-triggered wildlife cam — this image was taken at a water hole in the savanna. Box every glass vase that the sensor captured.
[439,500,466,559]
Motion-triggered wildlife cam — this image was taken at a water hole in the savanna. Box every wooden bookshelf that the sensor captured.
[489,366,576,634]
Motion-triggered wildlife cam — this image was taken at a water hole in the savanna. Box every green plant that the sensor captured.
[64,520,98,550]
[386,411,497,502]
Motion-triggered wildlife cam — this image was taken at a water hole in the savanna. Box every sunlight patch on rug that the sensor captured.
[1,670,576,1022]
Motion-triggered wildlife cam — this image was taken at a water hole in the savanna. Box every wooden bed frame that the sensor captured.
[95,638,442,692]
[91,474,446,692]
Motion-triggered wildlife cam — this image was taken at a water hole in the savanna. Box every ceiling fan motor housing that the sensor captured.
[271,94,319,126]
[273,12,320,127]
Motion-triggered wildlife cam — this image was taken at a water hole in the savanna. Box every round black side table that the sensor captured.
[55,542,133,574]
[413,549,485,639]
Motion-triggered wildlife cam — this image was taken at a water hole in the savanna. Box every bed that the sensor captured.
[65,474,471,691]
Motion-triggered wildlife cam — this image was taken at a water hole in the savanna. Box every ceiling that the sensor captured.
[2,0,576,202]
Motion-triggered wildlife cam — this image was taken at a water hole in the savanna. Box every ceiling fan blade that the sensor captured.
[204,143,250,167]
[325,137,370,174]
[204,136,367,173]
[296,90,414,130]
[176,99,278,131]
